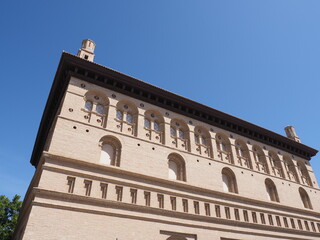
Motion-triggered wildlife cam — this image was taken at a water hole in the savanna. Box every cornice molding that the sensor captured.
[30,52,318,166]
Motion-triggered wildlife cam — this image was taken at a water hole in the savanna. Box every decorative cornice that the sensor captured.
[30,52,318,166]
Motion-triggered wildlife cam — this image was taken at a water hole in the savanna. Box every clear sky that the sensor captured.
[1,0,319,199]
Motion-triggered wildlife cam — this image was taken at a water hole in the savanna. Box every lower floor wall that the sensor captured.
[18,202,319,240]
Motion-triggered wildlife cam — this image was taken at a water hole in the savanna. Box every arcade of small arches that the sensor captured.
[83,91,313,188]
[98,135,313,210]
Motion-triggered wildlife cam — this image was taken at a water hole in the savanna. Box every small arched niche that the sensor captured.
[170,119,190,151]
[83,90,109,127]
[297,161,313,187]
[144,109,165,144]
[268,151,285,178]
[221,167,238,193]
[299,187,312,209]
[168,153,186,181]
[115,101,138,136]
[235,139,252,169]
[283,155,299,183]
[216,133,234,164]
[194,126,213,158]
[99,136,122,167]
[252,145,269,174]
[265,178,280,202]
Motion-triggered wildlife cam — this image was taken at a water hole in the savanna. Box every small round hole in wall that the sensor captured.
[241,171,244,174]
[210,128,214,132]
[140,103,144,107]
[81,83,86,88]
[230,134,233,138]
[151,113,155,118]
[247,141,251,144]
[209,162,211,165]
[112,94,116,98]
[251,174,253,176]
[69,108,73,112]
[278,151,281,154]
[94,96,99,100]
[197,160,199,162]
[282,182,284,185]
[86,129,89,132]
[263,146,266,150]
[97,119,101,123]
[152,147,155,150]
[165,112,169,116]
[137,143,140,146]
[124,105,128,109]
[84,115,89,119]
[73,126,77,129]
[288,184,291,186]
[189,120,193,125]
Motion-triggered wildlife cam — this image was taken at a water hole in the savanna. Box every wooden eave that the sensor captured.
[30,52,318,166]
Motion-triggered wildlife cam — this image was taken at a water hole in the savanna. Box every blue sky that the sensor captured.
[1,0,320,199]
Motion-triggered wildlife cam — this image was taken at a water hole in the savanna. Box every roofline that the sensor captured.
[30,52,318,166]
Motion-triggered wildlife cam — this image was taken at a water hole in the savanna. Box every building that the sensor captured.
[14,40,320,240]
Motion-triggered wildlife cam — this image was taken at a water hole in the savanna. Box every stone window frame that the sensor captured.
[99,136,122,167]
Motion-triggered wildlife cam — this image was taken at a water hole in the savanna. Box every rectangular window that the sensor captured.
[100,183,108,199]
[234,209,240,221]
[157,194,164,209]
[283,217,289,228]
[144,191,151,207]
[260,213,266,224]
[205,203,211,216]
[305,221,310,231]
[115,186,123,202]
[182,199,188,213]
[298,220,303,230]
[215,205,221,218]
[311,222,316,232]
[276,216,281,227]
[130,189,137,204]
[170,197,176,211]
[67,176,75,193]
[317,223,320,232]
[243,210,249,222]
[225,207,231,219]
[252,212,257,223]
[194,201,200,214]
[290,218,296,229]
[268,215,274,226]
[84,180,92,196]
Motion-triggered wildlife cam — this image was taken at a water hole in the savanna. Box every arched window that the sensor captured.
[168,153,186,181]
[299,187,312,209]
[99,136,121,166]
[194,126,212,158]
[170,119,190,151]
[221,168,238,193]
[83,91,109,127]
[297,161,313,187]
[283,156,299,183]
[216,134,234,164]
[268,151,285,178]
[115,101,138,136]
[235,140,252,169]
[252,146,269,174]
[265,178,280,202]
[144,110,165,144]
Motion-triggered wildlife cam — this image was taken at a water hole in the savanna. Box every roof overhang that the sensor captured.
[30,52,318,166]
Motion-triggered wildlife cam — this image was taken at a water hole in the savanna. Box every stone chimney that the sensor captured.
[284,126,301,143]
[77,39,96,62]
